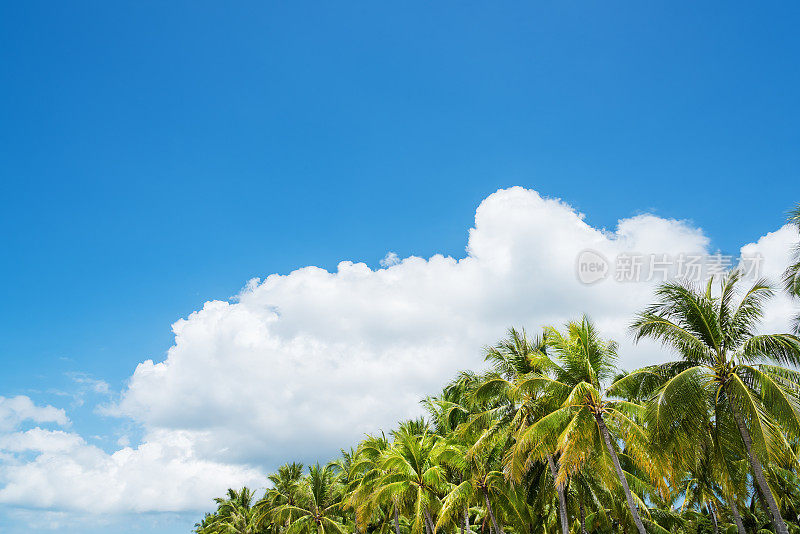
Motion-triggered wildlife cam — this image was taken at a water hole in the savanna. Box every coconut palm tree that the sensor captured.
[329,448,361,533]
[195,512,219,533]
[347,434,395,534]
[515,316,656,534]
[676,434,727,534]
[496,466,561,534]
[255,462,305,530]
[268,462,306,508]
[422,371,481,438]
[374,428,448,534]
[426,369,552,534]
[466,328,572,534]
[271,464,347,534]
[629,270,800,534]
[423,373,484,534]
[436,428,508,534]
[198,487,260,534]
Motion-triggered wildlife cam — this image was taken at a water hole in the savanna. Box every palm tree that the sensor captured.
[676,433,727,534]
[515,316,655,534]
[268,462,306,507]
[195,512,219,533]
[272,464,347,534]
[436,429,507,534]
[348,433,396,534]
[256,462,305,530]
[784,203,800,333]
[330,448,361,534]
[423,373,483,534]
[374,428,448,534]
[630,270,800,534]
[422,371,481,438]
[468,328,571,534]
[198,487,260,534]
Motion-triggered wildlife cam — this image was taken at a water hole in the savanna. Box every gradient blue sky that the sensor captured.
[1,2,799,532]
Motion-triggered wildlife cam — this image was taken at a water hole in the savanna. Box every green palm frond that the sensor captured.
[645,365,713,441]
[738,364,800,438]
[740,333,800,366]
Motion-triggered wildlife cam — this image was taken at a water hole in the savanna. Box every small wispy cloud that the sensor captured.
[379,251,400,267]
[57,373,114,408]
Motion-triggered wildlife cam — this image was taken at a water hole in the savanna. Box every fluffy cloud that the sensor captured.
[0,396,69,432]
[0,427,262,513]
[111,188,793,469]
[740,224,798,333]
[1,187,797,522]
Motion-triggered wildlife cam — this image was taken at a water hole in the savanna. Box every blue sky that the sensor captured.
[0,2,799,532]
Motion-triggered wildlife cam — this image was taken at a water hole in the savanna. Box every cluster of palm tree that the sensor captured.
[196,207,800,534]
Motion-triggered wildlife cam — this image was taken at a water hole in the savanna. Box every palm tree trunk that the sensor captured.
[546,454,570,534]
[709,503,719,534]
[730,499,746,534]
[596,414,647,534]
[394,502,401,534]
[732,408,788,534]
[464,505,471,534]
[423,508,436,534]
[459,474,466,534]
[579,493,587,534]
[481,487,504,534]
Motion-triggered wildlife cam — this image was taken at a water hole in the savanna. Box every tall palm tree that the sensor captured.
[630,270,800,534]
[256,462,305,530]
[469,328,571,534]
[436,429,507,534]
[198,487,260,534]
[347,434,394,534]
[676,434,727,534]
[272,464,347,534]
[423,373,483,534]
[329,448,360,533]
[494,467,556,534]
[422,371,481,438]
[515,316,655,534]
[268,462,306,508]
[374,429,448,534]
[195,512,219,533]
[784,203,800,333]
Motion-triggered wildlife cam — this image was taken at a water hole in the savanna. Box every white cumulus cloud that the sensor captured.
[0,428,263,513]
[110,187,791,470]
[0,396,69,432]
